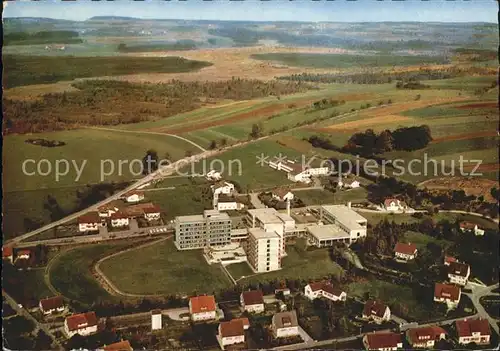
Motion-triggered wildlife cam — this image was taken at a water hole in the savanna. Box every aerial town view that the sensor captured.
[2,0,499,350]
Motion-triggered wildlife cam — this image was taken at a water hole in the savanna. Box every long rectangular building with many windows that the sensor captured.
[175,210,232,250]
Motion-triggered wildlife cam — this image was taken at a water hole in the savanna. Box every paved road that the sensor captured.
[465,282,500,335]
[2,290,63,350]
[249,193,266,209]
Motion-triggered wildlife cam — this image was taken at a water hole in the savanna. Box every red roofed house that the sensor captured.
[39,296,65,315]
[447,261,470,286]
[123,190,145,203]
[271,188,294,202]
[363,332,402,351]
[217,318,248,349]
[143,205,161,221]
[394,242,417,261]
[304,282,347,302]
[383,198,406,212]
[15,249,32,261]
[97,203,119,218]
[64,312,98,337]
[189,295,217,321]
[406,326,446,348]
[456,318,491,345]
[434,283,461,309]
[459,221,484,236]
[444,255,457,266]
[362,300,391,324]
[3,246,14,263]
[78,212,101,232]
[240,290,265,314]
[99,340,133,351]
[110,212,130,228]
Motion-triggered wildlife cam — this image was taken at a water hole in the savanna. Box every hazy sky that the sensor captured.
[3,0,498,23]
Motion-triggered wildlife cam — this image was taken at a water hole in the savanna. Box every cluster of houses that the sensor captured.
[77,191,163,233]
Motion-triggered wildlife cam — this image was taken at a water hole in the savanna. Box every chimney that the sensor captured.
[347,202,351,209]
[286,199,291,216]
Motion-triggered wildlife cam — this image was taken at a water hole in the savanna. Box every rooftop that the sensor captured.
[365,332,402,349]
[40,296,64,311]
[394,242,417,255]
[306,224,351,241]
[190,295,216,314]
[272,310,298,329]
[321,205,367,230]
[249,228,280,240]
[434,283,460,301]
[447,261,470,277]
[65,312,98,332]
[456,318,491,338]
[102,340,133,351]
[176,214,205,223]
[241,290,264,306]
[204,209,230,220]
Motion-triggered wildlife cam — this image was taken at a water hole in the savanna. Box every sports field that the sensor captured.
[99,239,233,295]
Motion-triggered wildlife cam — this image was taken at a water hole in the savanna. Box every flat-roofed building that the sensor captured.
[246,228,281,272]
[306,224,352,247]
[318,204,367,243]
[175,210,231,250]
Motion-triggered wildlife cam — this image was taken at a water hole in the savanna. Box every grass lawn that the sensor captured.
[48,242,140,305]
[226,262,254,281]
[359,212,422,226]
[100,239,233,295]
[346,279,436,321]
[403,231,453,250]
[238,245,343,286]
[295,187,370,206]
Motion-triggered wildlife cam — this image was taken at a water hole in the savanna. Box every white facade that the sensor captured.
[64,320,98,338]
[459,334,490,345]
[219,334,245,349]
[111,217,130,227]
[152,312,162,330]
[212,182,235,195]
[272,191,294,202]
[98,208,118,218]
[39,303,65,315]
[434,291,461,309]
[246,228,281,273]
[217,201,244,211]
[242,302,264,314]
[191,310,217,322]
[144,212,161,221]
[384,199,406,212]
[460,224,485,236]
[347,180,360,189]
[304,284,346,302]
[448,268,470,286]
[79,222,99,232]
[206,170,222,181]
[275,325,300,338]
[395,251,416,261]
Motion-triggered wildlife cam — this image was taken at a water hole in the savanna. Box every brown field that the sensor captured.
[431,131,498,144]
[419,176,498,202]
[461,163,499,172]
[321,97,468,132]
[274,135,314,154]
[456,102,499,109]
[155,97,319,134]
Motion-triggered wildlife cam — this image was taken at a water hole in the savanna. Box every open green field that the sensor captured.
[100,239,232,295]
[250,53,449,69]
[3,128,203,238]
[238,245,344,286]
[226,262,254,281]
[403,231,453,250]
[3,55,212,88]
[296,188,368,206]
[48,242,139,305]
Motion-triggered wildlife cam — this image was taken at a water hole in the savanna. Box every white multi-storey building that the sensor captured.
[175,210,232,250]
[246,228,281,273]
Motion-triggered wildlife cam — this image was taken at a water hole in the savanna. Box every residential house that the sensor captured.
[99,340,133,351]
[39,296,65,315]
[304,282,346,302]
[97,203,119,218]
[15,249,31,261]
[434,283,461,309]
[206,170,222,181]
[189,295,217,321]
[217,318,248,349]
[394,242,418,261]
[269,159,294,172]
[211,181,235,195]
[123,190,145,203]
[406,326,446,348]
[271,188,294,202]
[110,212,130,228]
[444,255,457,266]
[143,205,161,221]
[275,288,291,297]
[383,198,406,212]
[456,318,491,345]
[2,246,13,264]
[362,300,391,324]
[272,310,299,338]
[447,261,470,286]
[459,222,485,236]
[363,332,403,351]
[287,164,330,183]
[78,212,101,232]
[240,290,265,314]
[64,312,99,337]
[217,200,244,211]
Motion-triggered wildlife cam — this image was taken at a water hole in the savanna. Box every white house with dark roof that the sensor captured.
[434,283,461,309]
[78,212,101,232]
[305,282,346,302]
[447,261,470,286]
[240,290,265,313]
[272,310,300,338]
[39,296,65,315]
[64,312,98,337]
[211,181,235,195]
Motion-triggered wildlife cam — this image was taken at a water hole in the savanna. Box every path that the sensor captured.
[87,126,207,152]
[249,193,266,209]
[465,282,500,335]
[94,236,172,297]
